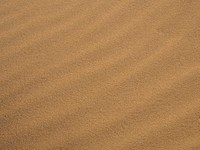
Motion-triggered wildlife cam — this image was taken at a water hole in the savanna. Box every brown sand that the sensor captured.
[0,0,200,149]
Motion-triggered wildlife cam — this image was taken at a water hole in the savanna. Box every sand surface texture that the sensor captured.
[1,0,200,149]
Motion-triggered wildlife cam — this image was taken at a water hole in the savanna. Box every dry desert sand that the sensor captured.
[0,0,200,149]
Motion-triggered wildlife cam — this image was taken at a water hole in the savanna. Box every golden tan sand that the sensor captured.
[0,0,200,149]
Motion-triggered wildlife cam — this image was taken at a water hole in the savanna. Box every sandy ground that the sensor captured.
[0,0,200,149]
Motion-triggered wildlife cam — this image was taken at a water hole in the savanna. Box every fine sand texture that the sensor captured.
[0,0,200,149]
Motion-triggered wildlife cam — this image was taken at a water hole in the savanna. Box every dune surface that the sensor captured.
[0,0,200,149]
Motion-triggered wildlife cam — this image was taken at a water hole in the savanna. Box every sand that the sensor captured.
[0,0,200,149]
